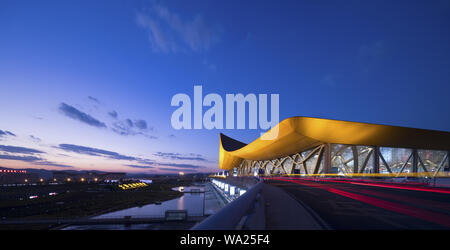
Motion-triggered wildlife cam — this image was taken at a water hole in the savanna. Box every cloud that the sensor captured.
[29,135,42,143]
[55,143,207,172]
[0,130,16,137]
[126,119,134,127]
[65,97,155,139]
[136,4,220,53]
[154,152,207,161]
[0,154,41,162]
[88,96,100,103]
[134,120,147,130]
[157,162,204,169]
[58,144,136,161]
[158,167,198,173]
[126,164,153,169]
[108,110,118,119]
[57,144,159,165]
[136,158,155,165]
[203,59,217,72]
[0,144,72,168]
[59,103,106,128]
[34,161,73,168]
[0,145,44,154]
[0,153,73,168]
[136,12,175,53]
[142,134,158,140]
[111,119,156,139]
[32,116,44,120]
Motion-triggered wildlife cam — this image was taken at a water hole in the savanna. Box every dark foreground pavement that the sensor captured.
[263,177,450,230]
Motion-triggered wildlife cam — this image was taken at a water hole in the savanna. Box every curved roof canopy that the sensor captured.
[219,116,450,170]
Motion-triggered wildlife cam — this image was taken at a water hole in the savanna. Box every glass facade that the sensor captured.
[298,149,312,175]
[417,149,448,173]
[282,157,294,174]
[379,147,412,173]
[330,144,376,175]
[331,145,354,175]
[240,143,448,177]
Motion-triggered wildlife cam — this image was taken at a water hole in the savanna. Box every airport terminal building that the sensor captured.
[219,117,450,177]
[0,168,39,185]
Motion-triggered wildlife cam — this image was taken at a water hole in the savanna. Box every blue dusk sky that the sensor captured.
[0,0,449,174]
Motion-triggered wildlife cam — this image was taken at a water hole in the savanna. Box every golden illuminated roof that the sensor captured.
[219,116,450,170]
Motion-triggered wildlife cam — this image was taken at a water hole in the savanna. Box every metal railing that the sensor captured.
[191,179,265,230]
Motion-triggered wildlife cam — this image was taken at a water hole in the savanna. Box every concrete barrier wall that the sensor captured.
[191,179,263,230]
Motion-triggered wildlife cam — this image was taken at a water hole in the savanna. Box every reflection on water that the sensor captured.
[62,184,223,230]
[95,186,204,219]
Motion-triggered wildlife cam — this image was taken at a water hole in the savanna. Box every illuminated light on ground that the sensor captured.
[346,181,450,194]
[351,188,450,208]
[118,182,148,190]
[326,188,450,228]
[210,175,226,179]
[265,176,450,194]
[230,186,235,195]
[265,176,450,228]
[284,172,450,178]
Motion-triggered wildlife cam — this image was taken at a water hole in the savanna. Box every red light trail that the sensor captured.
[264,177,450,228]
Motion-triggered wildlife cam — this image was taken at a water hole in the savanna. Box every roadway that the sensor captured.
[264,177,450,229]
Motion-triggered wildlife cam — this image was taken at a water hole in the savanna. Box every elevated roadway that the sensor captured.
[264,177,450,229]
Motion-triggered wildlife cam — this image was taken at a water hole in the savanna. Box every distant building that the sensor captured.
[97,172,126,182]
[52,171,84,182]
[0,168,39,184]
[139,179,153,184]
[52,171,126,183]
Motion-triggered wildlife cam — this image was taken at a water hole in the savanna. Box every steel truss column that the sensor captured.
[446,151,450,172]
[378,149,393,173]
[359,148,373,173]
[313,146,324,174]
[373,146,380,174]
[432,153,449,177]
[323,143,331,174]
[412,149,418,173]
[397,152,413,177]
[352,146,359,174]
